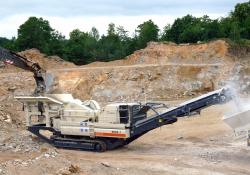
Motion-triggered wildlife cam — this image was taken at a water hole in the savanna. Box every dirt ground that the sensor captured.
[0,40,250,175]
[0,101,249,175]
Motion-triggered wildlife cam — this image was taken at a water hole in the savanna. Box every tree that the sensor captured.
[16,17,64,55]
[179,23,203,43]
[89,27,100,40]
[162,15,223,43]
[160,24,171,41]
[202,19,222,40]
[165,15,196,43]
[117,26,128,41]
[96,23,123,61]
[0,37,17,50]
[116,26,136,56]
[0,37,10,47]
[136,20,159,49]
[232,1,250,24]
[49,31,66,56]
[242,16,250,39]
[229,21,241,42]
[107,23,116,36]
[231,1,250,39]
[65,29,98,64]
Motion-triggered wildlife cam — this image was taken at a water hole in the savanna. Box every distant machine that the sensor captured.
[0,47,233,152]
[223,108,250,146]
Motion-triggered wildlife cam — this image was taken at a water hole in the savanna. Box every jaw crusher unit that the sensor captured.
[16,87,232,152]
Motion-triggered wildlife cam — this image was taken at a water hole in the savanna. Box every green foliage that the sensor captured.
[96,23,123,61]
[96,24,136,62]
[136,20,159,49]
[15,17,64,56]
[232,1,250,39]
[53,24,136,64]
[0,37,17,50]
[232,1,250,24]
[161,15,224,43]
[64,29,98,64]
[16,17,52,52]
[0,37,10,47]
[1,1,250,65]
[162,15,195,43]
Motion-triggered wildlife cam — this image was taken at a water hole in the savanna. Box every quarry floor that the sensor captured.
[0,101,249,175]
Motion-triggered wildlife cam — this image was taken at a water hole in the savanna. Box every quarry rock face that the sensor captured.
[51,64,231,103]
[49,40,245,103]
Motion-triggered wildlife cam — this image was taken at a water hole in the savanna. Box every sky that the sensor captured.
[0,0,247,39]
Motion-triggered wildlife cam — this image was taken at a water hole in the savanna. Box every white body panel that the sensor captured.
[15,95,132,139]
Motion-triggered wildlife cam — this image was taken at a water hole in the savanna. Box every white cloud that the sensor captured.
[0,0,245,17]
[0,0,245,38]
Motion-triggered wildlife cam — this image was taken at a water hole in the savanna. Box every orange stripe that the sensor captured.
[95,132,126,138]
